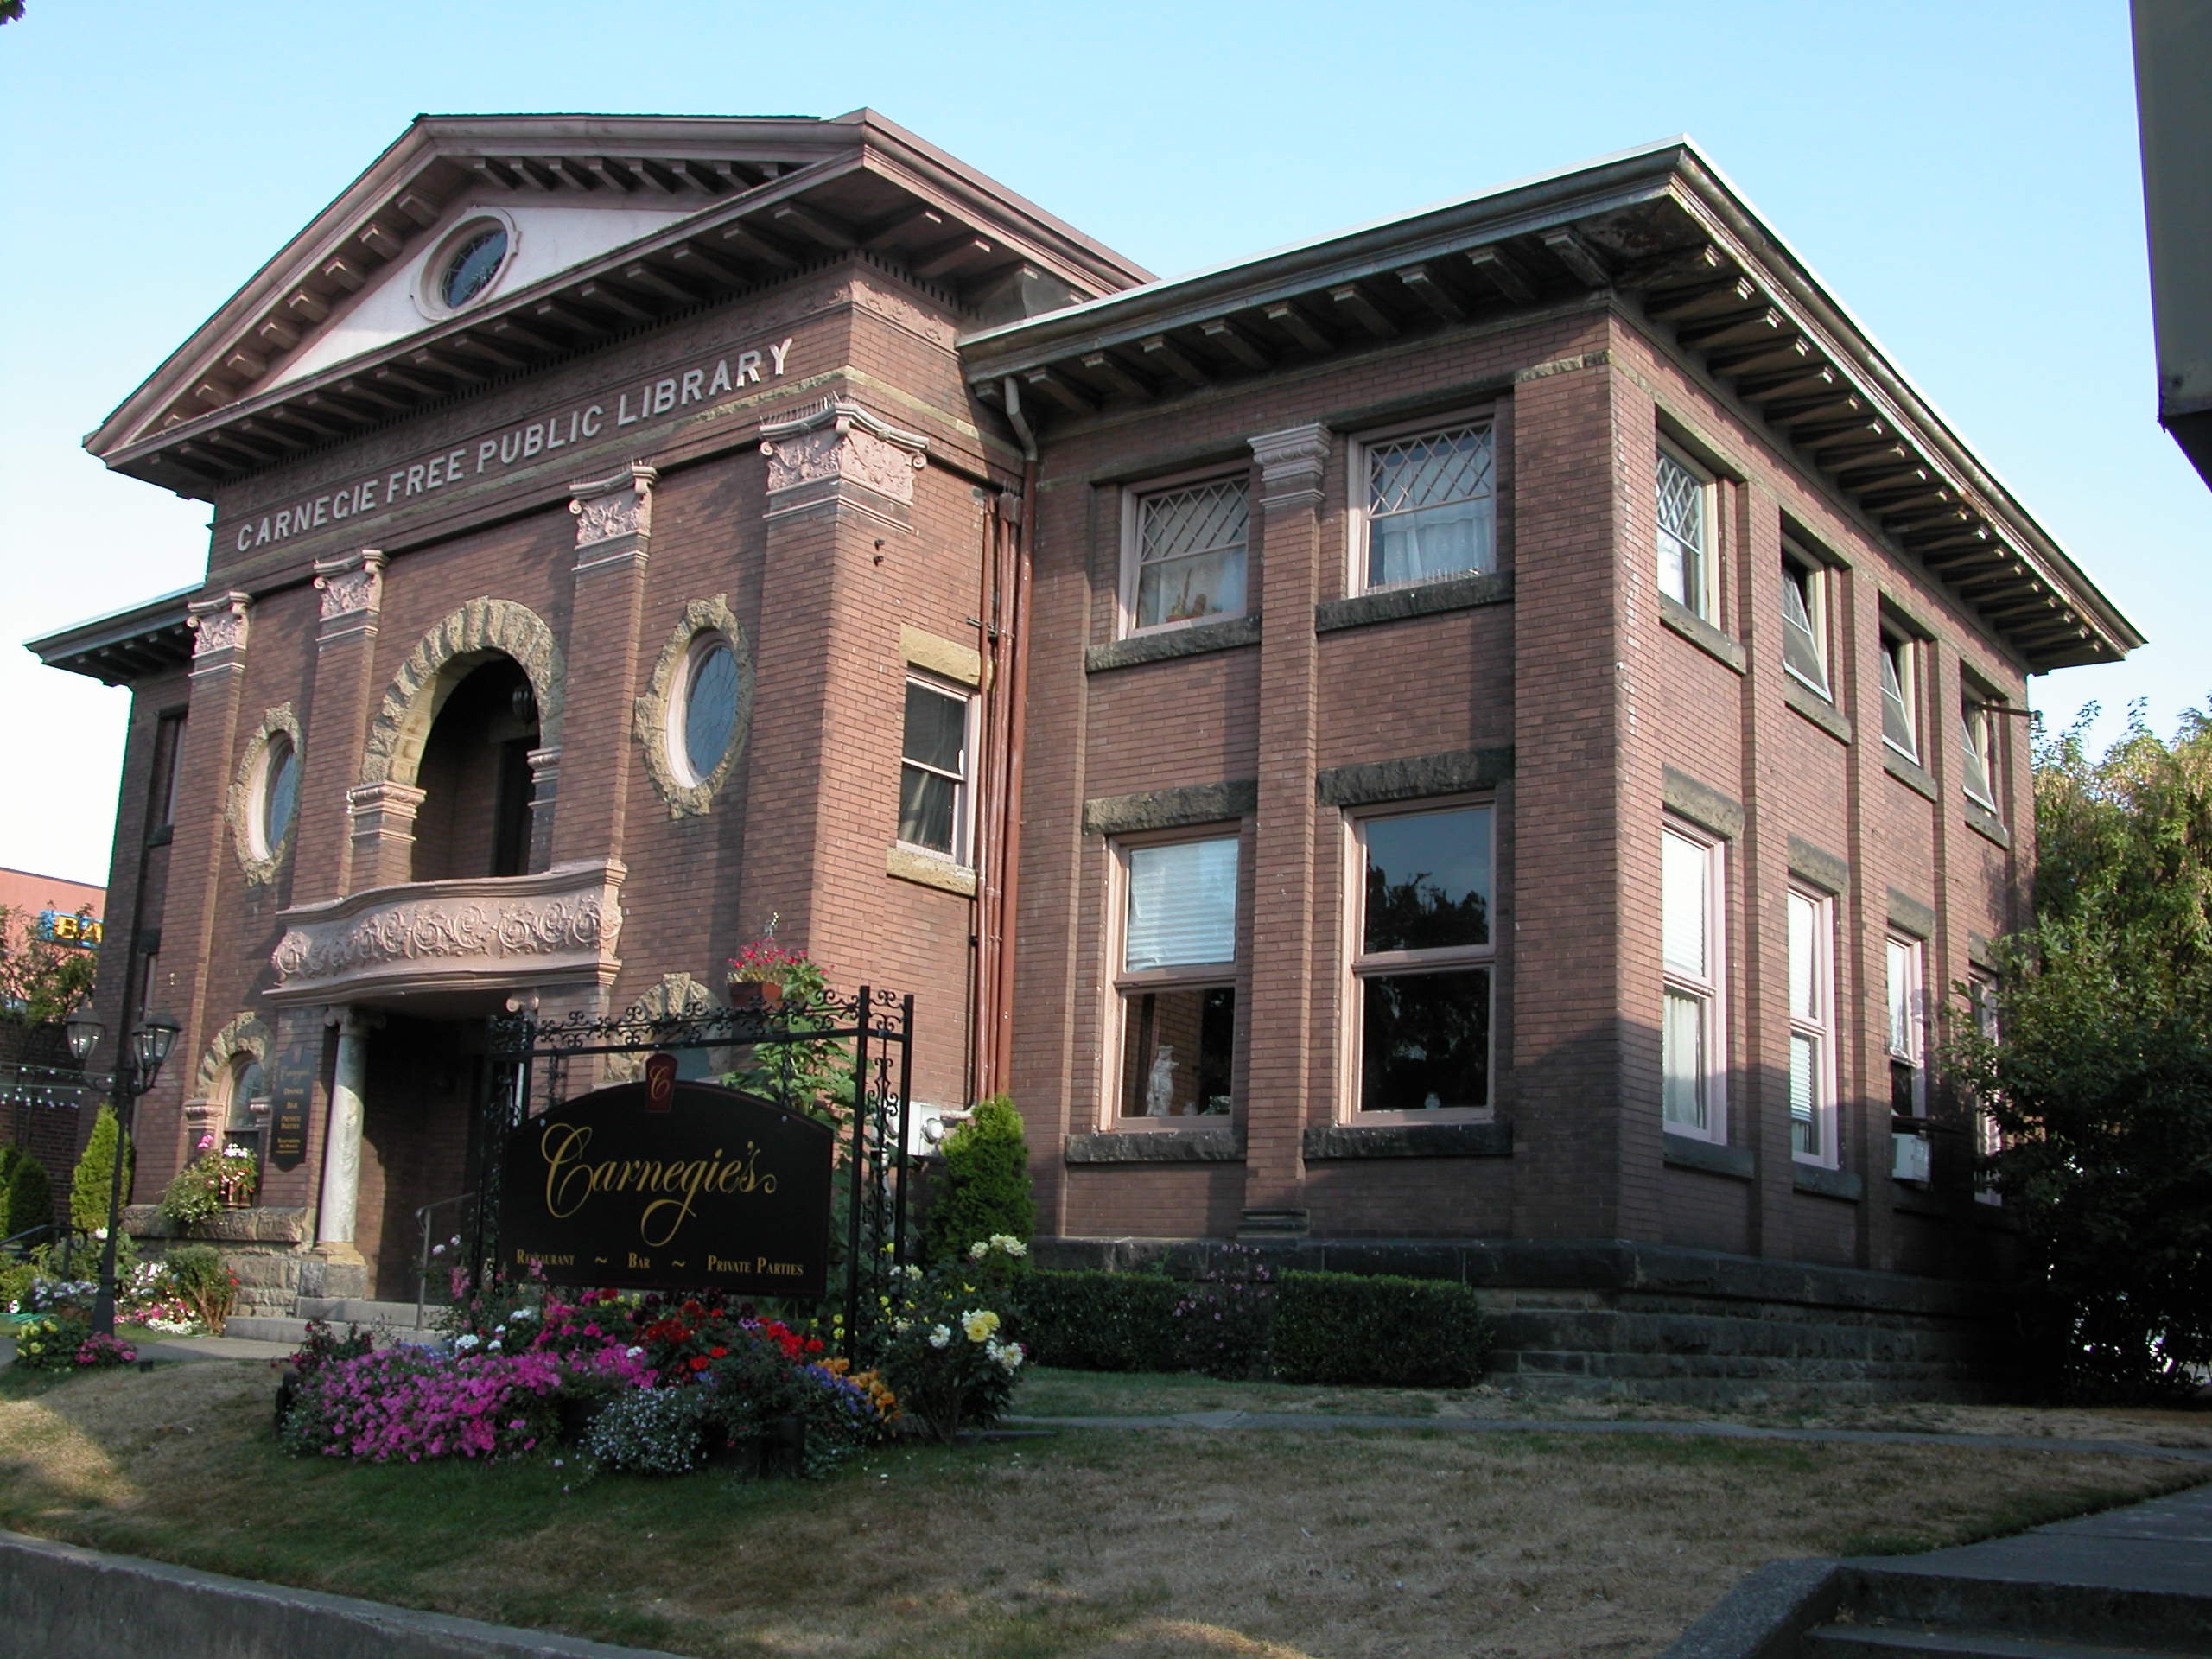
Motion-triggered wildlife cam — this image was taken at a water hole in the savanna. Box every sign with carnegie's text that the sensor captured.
[497,1074,833,1297]
[220,333,797,556]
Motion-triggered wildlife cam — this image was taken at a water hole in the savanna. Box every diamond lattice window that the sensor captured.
[1135,480,1249,630]
[1656,449,1708,614]
[1364,425,1495,588]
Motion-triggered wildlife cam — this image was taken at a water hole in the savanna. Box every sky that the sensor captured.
[1,0,2204,890]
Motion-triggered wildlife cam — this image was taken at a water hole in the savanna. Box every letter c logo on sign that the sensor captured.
[644,1052,677,1112]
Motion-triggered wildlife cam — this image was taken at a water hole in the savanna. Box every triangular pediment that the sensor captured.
[90,111,1152,496]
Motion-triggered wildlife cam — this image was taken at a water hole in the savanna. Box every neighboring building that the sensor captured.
[2133,0,2212,487]
[0,865,106,1216]
[28,115,2139,1395]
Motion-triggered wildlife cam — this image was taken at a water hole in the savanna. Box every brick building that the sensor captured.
[29,115,2139,1395]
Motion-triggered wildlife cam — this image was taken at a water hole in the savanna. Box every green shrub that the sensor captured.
[924,1094,1035,1263]
[11,1312,91,1371]
[1013,1269,1186,1372]
[163,1244,239,1335]
[0,1258,38,1313]
[1271,1272,1488,1387]
[0,1147,54,1242]
[69,1104,132,1235]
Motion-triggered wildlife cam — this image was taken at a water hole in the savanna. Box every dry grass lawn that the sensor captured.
[0,1361,2202,1659]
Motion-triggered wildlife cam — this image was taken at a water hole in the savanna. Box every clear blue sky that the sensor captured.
[3,0,2203,887]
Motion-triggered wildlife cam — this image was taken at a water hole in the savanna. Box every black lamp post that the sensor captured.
[64,1006,181,1337]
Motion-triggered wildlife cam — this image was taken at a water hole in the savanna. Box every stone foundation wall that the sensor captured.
[1033,1236,2014,1404]
[121,1206,327,1313]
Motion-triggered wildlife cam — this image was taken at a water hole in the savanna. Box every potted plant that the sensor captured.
[157,1134,260,1224]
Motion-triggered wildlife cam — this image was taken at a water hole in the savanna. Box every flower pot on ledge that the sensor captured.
[726,980,784,1012]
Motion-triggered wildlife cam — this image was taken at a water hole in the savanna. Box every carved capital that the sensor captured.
[759,397,929,507]
[569,462,659,561]
[188,591,254,658]
[314,549,386,628]
[1249,423,1332,508]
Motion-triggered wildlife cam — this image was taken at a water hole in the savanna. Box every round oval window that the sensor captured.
[440,226,509,311]
[678,637,739,783]
[259,734,298,858]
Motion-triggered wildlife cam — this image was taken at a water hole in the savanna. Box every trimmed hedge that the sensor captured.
[1272,1272,1487,1386]
[1011,1270,1185,1372]
[1014,1266,1490,1386]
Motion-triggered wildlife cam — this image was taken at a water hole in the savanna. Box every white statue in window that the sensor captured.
[1145,1045,1177,1116]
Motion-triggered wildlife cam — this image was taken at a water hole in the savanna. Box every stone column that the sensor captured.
[295,549,386,900]
[346,781,427,889]
[314,1007,375,1266]
[546,463,656,869]
[1239,423,1332,1236]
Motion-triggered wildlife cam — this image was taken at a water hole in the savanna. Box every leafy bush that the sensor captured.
[1013,1270,1186,1372]
[0,1146,54,1242]
[1173,1244,1275,1380]
[156,1135,258,1224]
[1271,1273,1488,1386]
[0,1258,37,1313]
[69,1104,131,1235]
[924,1095,1035,1264]
[878,1235,1028,1441]
[586,1385,708,1475]
[162,1244,239,1334]
[11,1313,94,1371]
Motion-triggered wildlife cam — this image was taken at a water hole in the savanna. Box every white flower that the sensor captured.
[626,1346,644,1359]
[988,1338,1024,1372]
[509,1307,535,1321]
[927,1325,952,1350]
[93,1228,108,1242]
[968,1240,988,1261]
[486,1338,503,1351]
[430,1243,446,1257]
[902,1263,924,1281]
[988,1234,1027,1257]
[893,1318,912,1334]
[454,1333,480,1351]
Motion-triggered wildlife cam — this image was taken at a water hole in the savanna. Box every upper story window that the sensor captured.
[1357,421,1496,591]
[1961,691,1999,811]
[1662,821,1726,1141]
[1656,444,1715,619]
[1350,803,1495,1117]
[416,211,518,320]
[1125,477,1249,634]
[898,677,974,864]
[1116,834,1240,1121]
[1886,934,1926,1118]
[1879,627,1920,762]
[1781,543,1830,696]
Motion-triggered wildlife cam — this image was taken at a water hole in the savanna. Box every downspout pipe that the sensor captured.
[992,376,1039,1098]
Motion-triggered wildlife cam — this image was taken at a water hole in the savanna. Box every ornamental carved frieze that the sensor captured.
[759,398,929,505]
[314,549,386,621]
[569,462,658,548]
[267,860,626,1003]
[188,590,253,658]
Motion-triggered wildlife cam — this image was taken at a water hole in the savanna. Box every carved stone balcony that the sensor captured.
[268,859,625,1005]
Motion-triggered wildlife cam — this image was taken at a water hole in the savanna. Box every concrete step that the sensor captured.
[225,1303,445,1350]
[1806,1620,2189,1658]
[294,1297,446,1328]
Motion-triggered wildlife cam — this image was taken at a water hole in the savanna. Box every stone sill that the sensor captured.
[1303,1120,1511,1160]
[1883,749,1938,801]
[1314,571,1512,633]
[885,844,977,896]
[1791,1164,1864,1202]
[1662,1134,1753,1179]
[1084,613,1260,673]
[1965,803,2012,849]
[1065,1127,1243,1164]
[1657,596,1747,673]
[123,1205,311,1244]
[1783,677,1853,744]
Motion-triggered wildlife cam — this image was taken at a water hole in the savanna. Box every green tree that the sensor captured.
[0,905,99,1029]
[0,1147,54,1239]
[1946,703,2212,1401]
[925,1094,1036,1263]
[70,1103,134,1236]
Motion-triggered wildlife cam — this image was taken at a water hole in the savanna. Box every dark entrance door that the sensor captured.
[360,1014,483,1300]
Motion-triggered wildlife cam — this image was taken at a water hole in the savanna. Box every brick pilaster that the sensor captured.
[549,463,657,869]
[292,549,385,901]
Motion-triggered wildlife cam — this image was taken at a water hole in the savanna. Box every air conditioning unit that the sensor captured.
[1891,1128,1931,1183]
[906,1102,971,1158]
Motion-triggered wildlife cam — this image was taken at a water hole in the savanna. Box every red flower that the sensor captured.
[709,1346,728,1358]
[689,1355,709,1371]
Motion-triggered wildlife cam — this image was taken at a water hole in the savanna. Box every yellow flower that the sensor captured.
[962,1309,1000,1344]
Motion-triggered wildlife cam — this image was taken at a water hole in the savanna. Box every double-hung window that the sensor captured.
[1358,421,1496,590]
[1961,693,1999,811]
[1879,628,1919,761]
[898,677,973,864]
[1788,887,1837,1165]
[1781,544,1830,695]
[1126,476,1249,633]
[1350,804,1495,1115]
[1656,445,1714,619]
[1116,836,1239,1119]
[1887,933,1929,1180]
[1968,969,2004,1202]
[1661,823,1725,1138]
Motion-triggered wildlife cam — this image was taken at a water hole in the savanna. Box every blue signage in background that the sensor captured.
[33,910,102,949]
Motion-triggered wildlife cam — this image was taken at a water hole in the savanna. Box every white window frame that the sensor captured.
[1656,442,1717,621]
[1968,968,2004,1203]
[895,672,976,868]
[1344,799,1497,1122]
[1885,934,1926,1116]
[1879,627,1920,763]
[219,1053,269,1175]
[1107,829,1242,1128]
[667,629,742,790]
[1661,820,1727,1142]
[1120,469,1251,638]
[1780,542,1831,697]
[1788,886,1839,1167]
[1350,412,1498,596]
[1960,691,2000,812]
